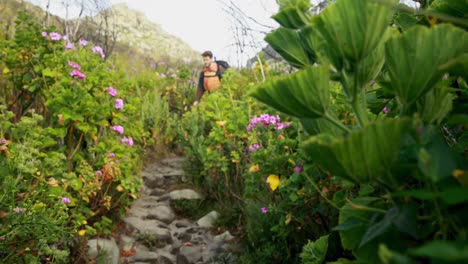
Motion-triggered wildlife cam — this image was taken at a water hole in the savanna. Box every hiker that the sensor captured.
[193,51,224,106]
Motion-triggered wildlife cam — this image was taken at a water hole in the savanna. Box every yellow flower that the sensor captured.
[78,230,86,236]
[216,121,227,127]
[3,67,10,74]
[285,213,293,225]
[248,164,260,173]
[47,177,59,187]
[266,174,281,191]
[116,185,124,192]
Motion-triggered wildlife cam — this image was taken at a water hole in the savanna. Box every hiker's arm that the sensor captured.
[194,72,204,105]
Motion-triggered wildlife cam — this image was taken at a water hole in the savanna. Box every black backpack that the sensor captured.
[215,60,230,79]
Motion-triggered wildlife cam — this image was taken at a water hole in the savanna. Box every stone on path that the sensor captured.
[214,231,235,243]
[87,238,119,264]
[124,217,172,243]
[147,204,175,224]
[197,211,220,228]
[169,189,202,200]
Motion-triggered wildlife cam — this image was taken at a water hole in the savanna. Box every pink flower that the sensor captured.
[92,46,105,58]
[294,165,303,173]
[70,70,86,80]
[61,197,71,204]
[112,125,124,134]
[96,170,103,176]
[13,207,24,213]
[67,61,81,71]
[41,32,48,37]
[106,87,117,97]
[121,137,134,146]
[261,207,268,214]
[248,144,260,152]
[79,39,88,46]
[62,35,68,41]
[115,99,124,110]
[65,43,75,50]
[171,73,177,78]
[108,153,115,158]
[160,73,166,78]
[49,32,62,41]
[0,139,6,144]
[382,106,389,114]
[247,114,289,131]
[0,237,5,241]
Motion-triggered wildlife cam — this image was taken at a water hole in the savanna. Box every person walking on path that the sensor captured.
[193,51,221,106]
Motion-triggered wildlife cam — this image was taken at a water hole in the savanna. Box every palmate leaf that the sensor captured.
[308,0,397,71]
[272,0,312,30]
[385,24,468,108]
[251,66,331,119]
[417,86,455,125]
[264,27,311,68]
[302,119,409,184]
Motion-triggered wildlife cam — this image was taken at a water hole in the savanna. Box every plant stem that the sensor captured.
[351,93,369,127]
[304,172,340,210]
[324,113,351,134]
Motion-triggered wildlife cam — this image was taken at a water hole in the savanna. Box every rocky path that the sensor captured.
[88,156,236,264]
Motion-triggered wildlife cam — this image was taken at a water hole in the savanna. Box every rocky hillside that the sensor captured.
[86,3,200,64]
[1,0,200,64]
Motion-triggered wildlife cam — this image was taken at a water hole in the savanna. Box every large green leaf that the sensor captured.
[309,0,396,71]
[385,24,468,108]
[251,66,331,119]
[300,117,342,136]
[409,241,468,262]
[264,27,311,68]
[272,0,312,29]
[302,119,409,183]
[417,86,455,125]
[300,235,329,264]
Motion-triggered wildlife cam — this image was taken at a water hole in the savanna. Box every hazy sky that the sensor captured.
[26,0,418,65]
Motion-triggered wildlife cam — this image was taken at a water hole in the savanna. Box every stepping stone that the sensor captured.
[178,245,203,263]
[146,204,175,224]
[214,231,235,243]
[168,189,202,200]
[124,217,172,243]
[197,211,220,228]
[119,235,136,252]
[87,238,119,264]
[130,244,159,262]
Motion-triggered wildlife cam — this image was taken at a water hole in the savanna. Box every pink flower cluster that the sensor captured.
[70,70,86,80]
[121,137,134,146]
[68,61,81,71]
[65,43,75,50]
[106,86,117,97]
[68,61,85,79]
[92,46,105,58]
[247,114,290,131]
[115,99,124,110]
[248,143,260,152]
[112,125,124,134]
[79,39,88,46]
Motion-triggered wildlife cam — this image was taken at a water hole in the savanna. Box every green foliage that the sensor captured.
[252,0,468,263]
[300,235,329,264]
[0,12,190,262]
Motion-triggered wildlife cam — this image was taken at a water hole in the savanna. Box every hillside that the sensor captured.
[81,3,200,64]
[0,0,201,65]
